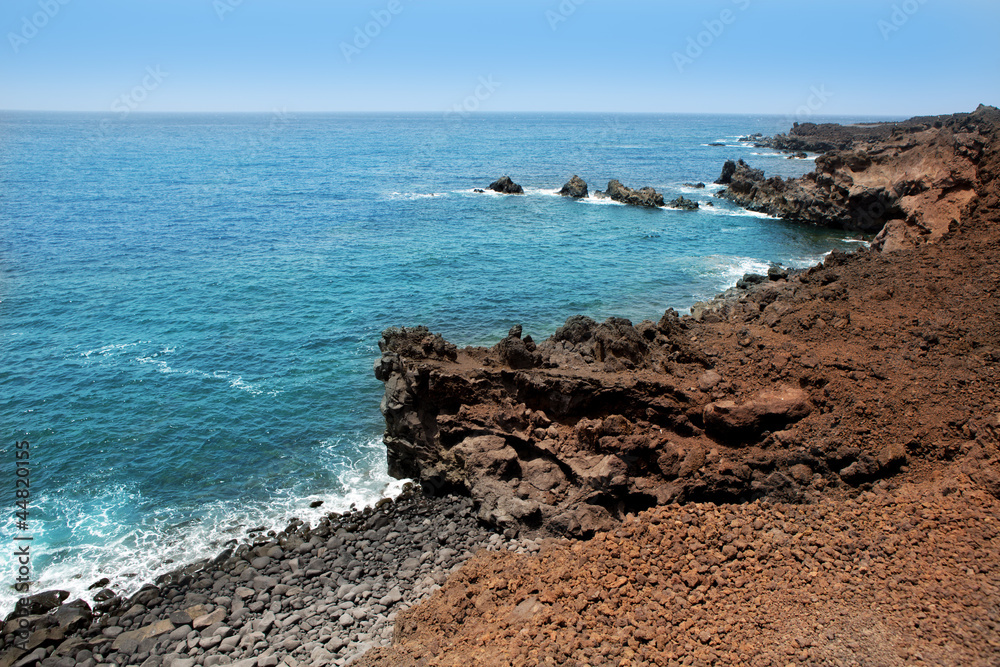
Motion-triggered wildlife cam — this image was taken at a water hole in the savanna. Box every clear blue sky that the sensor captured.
[1,0,997,114]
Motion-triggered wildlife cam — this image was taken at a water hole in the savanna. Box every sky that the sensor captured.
[0,0,997,115]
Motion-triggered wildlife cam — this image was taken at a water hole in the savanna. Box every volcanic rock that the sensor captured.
[716,106,1000,248]
[487,176,524,194]
[703,385,813,440]
[6,591,69,620]
[597,180,664,208]
[666,196,699,210]
[558,175,588,198]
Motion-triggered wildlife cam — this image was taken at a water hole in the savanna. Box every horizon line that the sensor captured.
[0,108,924,118]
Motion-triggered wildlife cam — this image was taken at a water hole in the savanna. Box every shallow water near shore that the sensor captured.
[0,111,894,614]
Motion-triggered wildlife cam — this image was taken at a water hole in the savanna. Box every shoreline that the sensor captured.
[1,487,542,667]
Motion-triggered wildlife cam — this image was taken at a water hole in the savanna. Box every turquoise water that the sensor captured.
[0,112,884,612]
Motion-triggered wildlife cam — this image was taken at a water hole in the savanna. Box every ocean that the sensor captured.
[0,111,889,613]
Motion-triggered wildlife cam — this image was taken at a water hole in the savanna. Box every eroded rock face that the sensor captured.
[374,309,896,537]
[558,175,588,198]
[703,386,813,440]
[717,106,999,248]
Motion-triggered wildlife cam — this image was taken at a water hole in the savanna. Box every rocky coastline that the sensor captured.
[719,106,995,253]
[6,106,1000,666]
[0,490,545,667]
[364,106,1000,664]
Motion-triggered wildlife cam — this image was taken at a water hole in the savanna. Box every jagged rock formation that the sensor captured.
[373,231,1000,538]
[558,175,588,198]
[487,175,523,194]
[717,106,999,251]
[665,196,699,210]
[595,180,665,208]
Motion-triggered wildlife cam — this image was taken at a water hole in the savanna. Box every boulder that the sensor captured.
[599,180,664,208]
[592,318,648,365]
[703,386,813,439]
[558,175,588,198]
[666,196,699,210]
[6,590,69,620]
[51,600,92,634]
[488,176,524,194]
[767,264,789,281]
[551,315,598,345]
[494,326,541,369]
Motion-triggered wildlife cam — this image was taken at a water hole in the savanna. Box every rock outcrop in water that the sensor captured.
[558,175,588,198]
[487,175,523,194]
[595,180,665,208]
[665,196,699,210]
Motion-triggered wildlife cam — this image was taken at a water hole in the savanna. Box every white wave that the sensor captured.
[0,437,408,617]
[79,341,149,359]
[135,352,277,396]
[701,205,781,220]
[522,187,561,197]
[703,255,772,292]
[457,188,504,197]
[578,193,626,206]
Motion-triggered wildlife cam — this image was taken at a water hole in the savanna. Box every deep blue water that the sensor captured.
[0,111,890,612]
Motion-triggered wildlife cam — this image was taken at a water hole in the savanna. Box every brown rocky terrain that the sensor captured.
[742,114,947,154]
[718,106,997,252]
[363,107,1000,664]
[362,479,1000,666]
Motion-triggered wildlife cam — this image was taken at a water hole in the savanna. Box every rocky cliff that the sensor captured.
[719,105,998,252]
